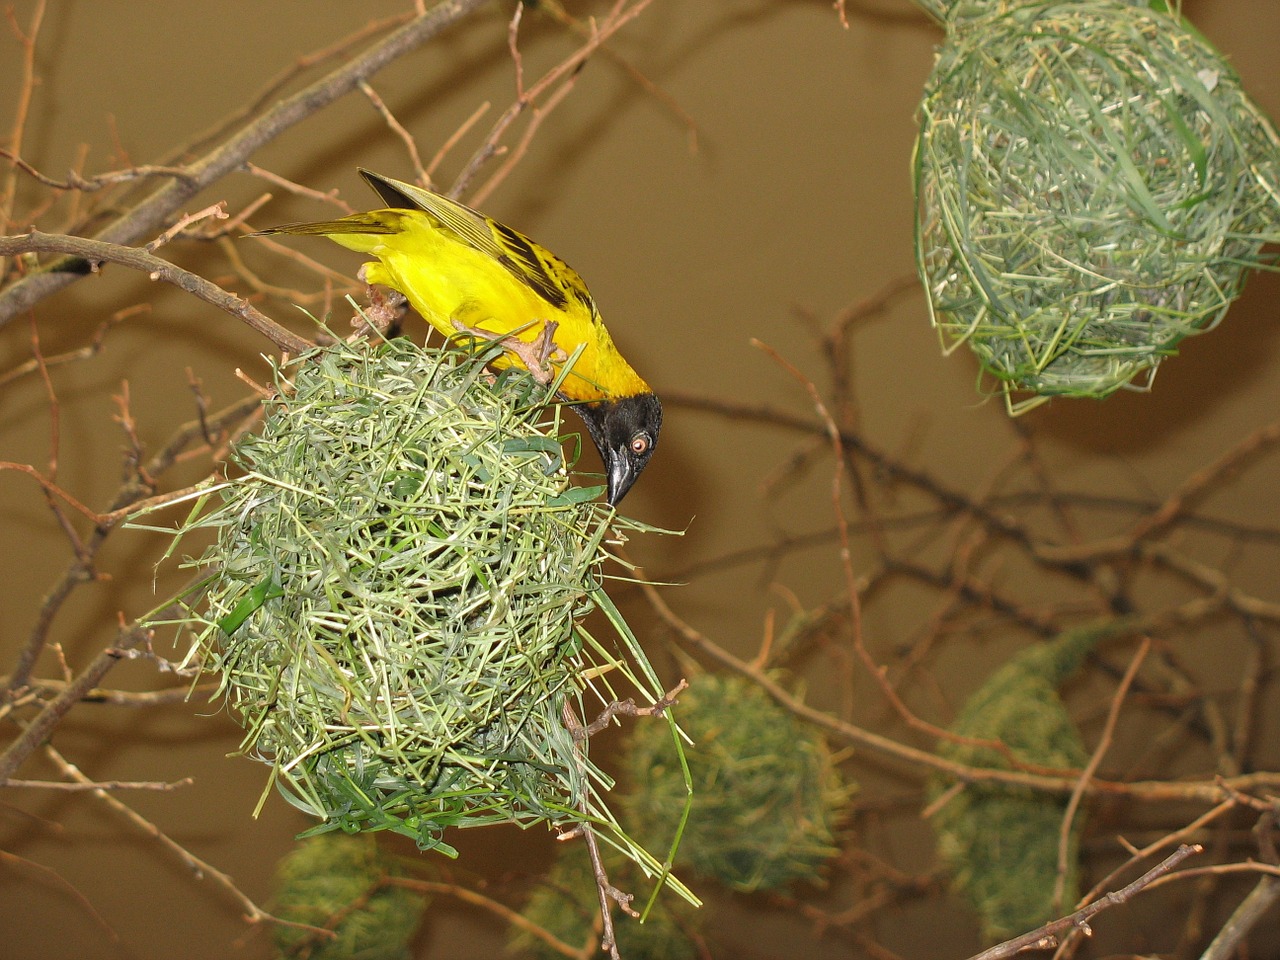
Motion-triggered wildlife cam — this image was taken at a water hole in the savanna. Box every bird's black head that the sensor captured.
[575,393,662,506]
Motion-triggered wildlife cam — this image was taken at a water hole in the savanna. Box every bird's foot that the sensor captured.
[353,264,407,337]
[451,318,566,385]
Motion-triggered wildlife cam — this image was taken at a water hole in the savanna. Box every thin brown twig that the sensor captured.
[752,335,870,723]
[145,202,228,251]
[0,459,102,527]
[0,675,214,707]
[243,163,349,210]
[1194,807,1280,960]
[454,0,656,204]
[0,150,198,194]
[560,700,633,960]
[1145,860,1280,886]
[0,845,117,941]
[0,230,313,355]
[0,625,152,781]
[38,742,322,935]
[642,580,1280,803]
[573,679,687,740]
[534,0,701,154]
[1036,418,1280,564]
[1055,800,1242,959]
[358,80,427,183]
[2,776,193,791]
[1197,872,1280,960]
[0,0,491,327]
[1,0,47,255]
[27,310,60,482]
[2,392,259,707]
[0,303,144,389]
[164,12,417,170]
[1054,637,1151,911]
[425,100,491,181]
[967,844,1203,960]
[751,336,1038,752]
[390,876,589,960]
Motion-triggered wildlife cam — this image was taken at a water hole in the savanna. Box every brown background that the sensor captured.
[3,1,1280,958]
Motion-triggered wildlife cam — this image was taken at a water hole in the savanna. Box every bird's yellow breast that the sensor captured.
[336,211,649,404]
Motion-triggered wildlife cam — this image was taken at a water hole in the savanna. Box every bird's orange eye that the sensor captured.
[630,434,651,455]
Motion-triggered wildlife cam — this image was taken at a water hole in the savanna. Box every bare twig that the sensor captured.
[968,844,1203,960]
[1054,638,1150,911]
[0,625,152,781]
[454,0,657,203]
[2,776,193,791]
[1036,418,1280,564]
[0,0,47,263]
[145,202,228,251]
[38,742,322,936]
[573,679,687,740]
[0,230,313,355]
[389,876,588,960]
[0,0,490,327]
[1197,808,1280,960]
[0,845,116,941]
[560,700,634,960]
[0,303,143,389]
[2,392,259,706]
[642,581,1280,804]
[359,80,427,184]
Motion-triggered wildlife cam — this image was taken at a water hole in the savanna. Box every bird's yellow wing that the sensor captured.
[358,170,596,321]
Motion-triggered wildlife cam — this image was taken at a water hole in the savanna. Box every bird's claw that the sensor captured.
[354,265,407,336]
[451,318,566,385]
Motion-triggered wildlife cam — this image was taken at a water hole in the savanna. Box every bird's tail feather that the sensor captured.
[248,215,397,239]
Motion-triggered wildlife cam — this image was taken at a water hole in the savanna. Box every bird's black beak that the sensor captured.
[606,448,637,506]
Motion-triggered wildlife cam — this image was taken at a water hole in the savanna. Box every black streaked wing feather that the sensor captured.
[358,168,593,315]
[488,220,569,310]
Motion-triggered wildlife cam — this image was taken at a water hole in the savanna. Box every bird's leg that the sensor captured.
[451,318,567,385]
[354,263,407,337]
[531,319,569,368]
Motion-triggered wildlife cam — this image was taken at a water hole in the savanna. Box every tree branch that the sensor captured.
[0,230,313,355]
[0,0,488,328]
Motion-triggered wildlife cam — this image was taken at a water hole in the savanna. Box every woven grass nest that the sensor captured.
[155,336,668,856]
[915,0,1280,412]
[622,674,847,893]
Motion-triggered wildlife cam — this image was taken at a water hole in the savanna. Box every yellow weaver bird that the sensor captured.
[253,169,661,505]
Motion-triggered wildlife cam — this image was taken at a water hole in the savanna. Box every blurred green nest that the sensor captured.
[915,0,1280,412]
[623,674,848,893]
[272,832,425,960]
[146,334,675,859]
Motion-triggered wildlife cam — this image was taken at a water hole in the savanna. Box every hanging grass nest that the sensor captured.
[272,832,425,960]
[913,0,1155,25]
[623,674,848,893]
[928,623,1116,941]
[915,0,1280,412]
[150,335,673,858]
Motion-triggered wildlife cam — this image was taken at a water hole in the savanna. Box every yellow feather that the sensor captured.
[262,173,650,404]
